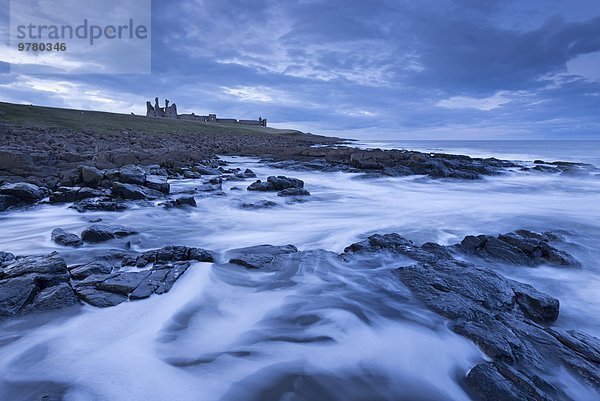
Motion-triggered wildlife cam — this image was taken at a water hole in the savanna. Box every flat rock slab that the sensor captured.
[51,228,83,247]
[81,224,138,243]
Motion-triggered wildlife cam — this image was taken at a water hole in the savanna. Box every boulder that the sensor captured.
[228,244,298,269]
[144,175,170,194]
[81,224,138,243]
[70,197,127,213]
[241,200,278,209]
[0,194,19,211]
[51,228,83,247]
[234,168,257,179]
[0,252,68,279]
[49,187,107,203]
[79,166,104,187]
[23,283,80,314]
[69,261,113,280]
[112,182,163,200]
[247,176,304,191]
[277,188,311,197]
[0,182,45,202]
[118,166,146,185]
[193,165,221,175]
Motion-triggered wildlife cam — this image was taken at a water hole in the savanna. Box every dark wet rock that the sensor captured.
[0,182,45,202]
[547,328,600,364]
[97,271,151,295]
[277,188,311,197]
[0,251,15,265]
[23,283,80,314]
[247,176,304,191]
[0,274,38,319]
[74,286,128,307]
[241,200,278,209]
[49,186,108,203]
[510,280,560,324]
[195,183,222,192]
[51,228,83,247]
[118,165,146,185]
[230,186,243,191]
[456,230,580,267]
[234,168,257,179]
[112,182,163,200]
[0,194,19,211]
[80,224,138,243]
[343,233,415,254]
[70,197,127,213]
[183,170,202,179]
[163,196,197,208]
[123,245,214,267]
[130,262,189,299]
[193,165,221,175]
[79,166,104,187]
[228,244,298,269]
[69,261,113,280]
[0,252,68,279]
[466,362,556,401]
[144,174,170,194]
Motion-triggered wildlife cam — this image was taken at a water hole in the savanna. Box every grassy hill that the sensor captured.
[0,101,303,136]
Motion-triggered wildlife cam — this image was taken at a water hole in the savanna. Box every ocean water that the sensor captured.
[0,141,599,400]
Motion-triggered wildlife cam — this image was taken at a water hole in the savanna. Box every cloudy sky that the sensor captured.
[1,0,600,139]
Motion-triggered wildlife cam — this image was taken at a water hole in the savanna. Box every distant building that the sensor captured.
[146,98,267,127]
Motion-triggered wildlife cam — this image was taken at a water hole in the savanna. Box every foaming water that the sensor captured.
[0,152,600,400]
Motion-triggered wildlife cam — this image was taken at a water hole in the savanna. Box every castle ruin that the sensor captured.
[146,98,267,127]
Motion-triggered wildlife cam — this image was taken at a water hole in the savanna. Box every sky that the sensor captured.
[1,0,600,140]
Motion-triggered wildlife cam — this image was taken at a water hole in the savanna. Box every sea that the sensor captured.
[0,140,599,400]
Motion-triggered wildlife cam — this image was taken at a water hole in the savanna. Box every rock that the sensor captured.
[0,194,19,211]
[510,280,560,324]
[70,197,127,212]
[466,362,555,401]
[119,165,146,185]
[228,244,298,269]
[240,200,278,209]
[547,328,600,364]
[234,168,257,179]
[123,245,214,267]
[51,228,83,247]
[171,196,197,208]
[130,262,189,299]
[69,261,113,280]
[277,188,311,197]
[0,275,38,319]
[144,174,170,194]
[0,251,15,265]
[112,182,163,200]
[0,252,68,279]
[97,271,151,295]
[0,182,45,202]
[456,230,580,267]
[193,165,221,175]
[247,176,304,191]
[79,166,104,187]
[343,233,415,254]
[49,186,107,203]
[74,287,128,307]
[80,224,138,243]
[23,283,80,314]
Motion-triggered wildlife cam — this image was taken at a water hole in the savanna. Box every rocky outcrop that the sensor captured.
[247,176,304,191]
[455,230,580,267]
[80,224,138,243]
[277,188,311,197]
[228,244,299,269]
[0,182,47,210]
[51,228,83,247]
[342,231,597,400]
[70,197,127,213]
[121,245,214,268]
[163,196,197,208]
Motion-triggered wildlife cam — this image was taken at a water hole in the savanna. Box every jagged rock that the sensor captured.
[0,182,45,202]
[74,286,128,307]
[79,166,104,187]
[123,245,214,267]
[49,186,107,203]
[70,197,127,212]
[234,168,257,179]
[509,280,560,324]
[0,274,38,319]
[23,283,80,314]
[547,328,600,364]
[112,182,163,200]
[119,166,146,185]
[240,200,278,209]
[277,188,311,197]
[0,251,15,265]
[0,252,68,279]
[193,165,221,175]
[144,174,170,194]
[97,271,151,295]
[456,230,580,267]
[51,228,83,247]
[0,194,19,211]
[228,244,298,269]
[69,261,113,280]
[80,224,138,243]
[130,262,189,299]
[247,176,304,191]
[163,196,197,208]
